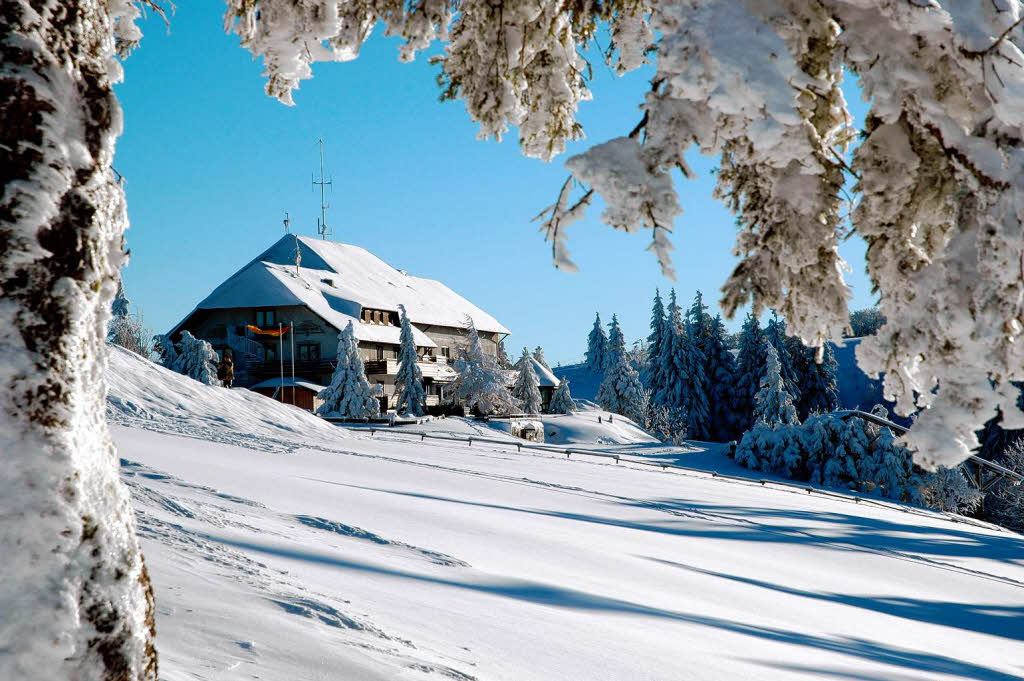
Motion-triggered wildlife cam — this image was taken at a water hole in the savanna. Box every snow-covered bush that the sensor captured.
[512,348,543,415]
[394,305,426,416]
[317,322,381,419]
[548,378,576,414]
[919,467,983,514]
[645,403,687,445]
[172,331,221,386]
[107,283,152,356]
[983,439,1024,532]
[452,318,518,416]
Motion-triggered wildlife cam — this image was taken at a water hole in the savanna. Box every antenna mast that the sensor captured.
[312,137,333,239]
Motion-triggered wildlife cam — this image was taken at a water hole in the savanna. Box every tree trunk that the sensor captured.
[0,1,157,679]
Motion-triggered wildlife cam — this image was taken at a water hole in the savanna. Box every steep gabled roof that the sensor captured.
[169,235,511,346]
[264,236,509,334]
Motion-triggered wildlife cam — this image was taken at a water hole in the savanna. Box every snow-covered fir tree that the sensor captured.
[548,377,576,414]
[512,348,543,415]
[870,425,920,500]
[532,346,551,371]
[765,314,801,406]
[111,280,130,320]
[984,439,1024,532]
[681,291,712,440]
[653,289,687,413]
[753,341,798,427]
[172,332,221,386]
[605,314,626,372]
[153,333,180,370]
[495,338,513,370]
[317,322,381,419]
[733,314,767,433]
[597,351,647,423]
[452,318,518,416]
[393,305,426,416]
[643,288,667,395]
[585,312,608,372]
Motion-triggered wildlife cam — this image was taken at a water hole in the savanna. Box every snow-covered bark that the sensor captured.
[317,322,380,419]
[512,348,543,415]
[394,305,426,416]
[0,1,157,678]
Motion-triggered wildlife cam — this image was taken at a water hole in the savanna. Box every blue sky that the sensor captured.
[115,6,875,365]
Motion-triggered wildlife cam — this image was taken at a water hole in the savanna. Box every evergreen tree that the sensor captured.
[394,304,426,416]
[643,289,666,393]
[597,351,647,423]
[496,338,513,369]
[513,348,543,414]
[766,313,801,404]
[683,291,712,440]
[153,333,180,370]
[317,322,381,419]
[794,341,839,419]
[173,331,221,386]
[548,378,576,414]
[706,315,740,441]
[605,314,626,372]
[753,341,798,427]
[654,289,687,412]
[871,426,919,500]
[733,313,767,433]
[585,312,608,372]
[532,346,551,371]
[452,318,518,415]
[111,280,130,320]
[919,467,982,513]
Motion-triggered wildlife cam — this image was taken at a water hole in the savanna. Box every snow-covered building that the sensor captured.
[169,235,510,410]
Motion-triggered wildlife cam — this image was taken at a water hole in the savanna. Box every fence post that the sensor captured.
[468,438,472,447]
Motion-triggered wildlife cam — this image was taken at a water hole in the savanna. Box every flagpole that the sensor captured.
[290,322,296,406]
[279,322,284,403]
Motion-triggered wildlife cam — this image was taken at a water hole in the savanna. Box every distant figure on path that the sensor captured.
[218,352,235,388]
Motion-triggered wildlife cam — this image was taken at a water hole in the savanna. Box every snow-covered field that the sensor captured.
[107,349,1024,681]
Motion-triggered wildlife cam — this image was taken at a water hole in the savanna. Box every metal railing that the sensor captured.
[342,423,1014,534]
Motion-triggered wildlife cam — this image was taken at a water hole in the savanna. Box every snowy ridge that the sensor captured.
[106,346,345,448]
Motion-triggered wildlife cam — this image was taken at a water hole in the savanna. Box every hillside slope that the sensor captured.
[109,353,1024,681]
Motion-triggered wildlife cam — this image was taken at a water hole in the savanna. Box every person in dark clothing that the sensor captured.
[218,353,235,388]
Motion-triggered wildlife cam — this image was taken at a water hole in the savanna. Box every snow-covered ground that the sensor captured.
[108,349,1024,681]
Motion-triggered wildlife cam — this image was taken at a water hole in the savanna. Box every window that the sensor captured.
[441,346,450,358]
[297,343,320,361]
[264,344,277,361]
[255,310,276,328]
[376,344,384,361]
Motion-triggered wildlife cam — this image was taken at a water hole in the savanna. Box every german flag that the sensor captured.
[246,324,289,337]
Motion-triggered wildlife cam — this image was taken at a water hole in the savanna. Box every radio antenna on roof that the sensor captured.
[312,137,333,239]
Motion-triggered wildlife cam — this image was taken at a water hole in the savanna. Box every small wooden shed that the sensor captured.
[249,378,325,412]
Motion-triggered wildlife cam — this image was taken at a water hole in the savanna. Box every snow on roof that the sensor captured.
[172,235,510,345]
[273,236,509,334]
[528,357,560,387]
[249,377,326,393]
[176,259,437,348]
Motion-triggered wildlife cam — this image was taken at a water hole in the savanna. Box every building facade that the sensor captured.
[169,235,510,411]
